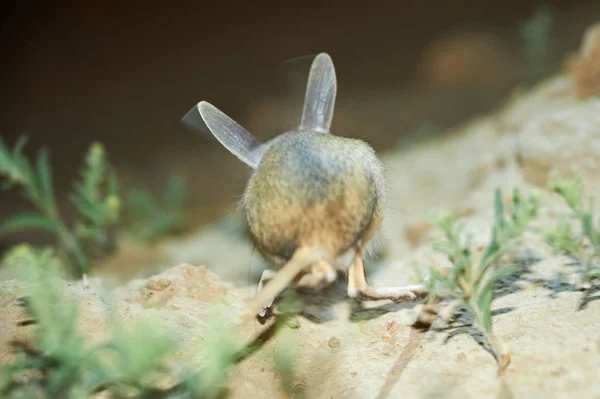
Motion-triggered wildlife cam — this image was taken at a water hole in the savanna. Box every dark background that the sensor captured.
[1,0,598,249]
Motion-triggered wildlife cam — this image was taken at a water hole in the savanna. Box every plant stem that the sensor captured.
[56,223,89,276]
[468,297,509,371]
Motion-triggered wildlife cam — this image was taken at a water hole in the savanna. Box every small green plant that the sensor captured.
[544,217,578,254]
[185,304,244,399]
[0,137,120,276]
[125,175,186,243]
[0,245,296,398]
[519,5,555,85]
[271,292,303,398]
[71,142,120,257]
[546,177,600,281]
[0,245,104,398]
[184,292,303,398]
[423,188,539,371]
[101,316,179,396]
[1,243,58,272]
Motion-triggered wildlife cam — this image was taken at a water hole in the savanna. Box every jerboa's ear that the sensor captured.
[299,53,337,134]
[182,101,268,169]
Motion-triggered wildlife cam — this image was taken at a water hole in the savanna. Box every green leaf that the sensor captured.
[491,265,519,281]
[75,223,107,241]
[127,190,156,219]
[15,148,42,204]
[124,175,186,243]
[0,137,14,169]
[13,135,28,156]
[72,181,88,201]
[102,316,177,385]
[432,240,453,255]
[583,203,600,250]
[480,266,518,295]
[480,228,501,269]
[581,213,596,246]
[36,147,57,214]
[587,267,600,278]
[0,136,36,193]
[424,266,455,300]
[549,177,583,211]
[107,167,119,197]
[71,193,104,225]
[432,210,456,234]
[71,148,121,229]
[544,218,578,254]
[476,287,493,333]
[494,188,504,231]
[164,175,186,209]
[82,143,106,202]
[0,213,58,234]
[510,189,521,222]
[2,244,56,271]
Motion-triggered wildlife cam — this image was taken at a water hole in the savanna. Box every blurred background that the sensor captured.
[1,0,598,251]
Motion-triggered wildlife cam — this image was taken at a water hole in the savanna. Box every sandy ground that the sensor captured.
[2,42,600,398]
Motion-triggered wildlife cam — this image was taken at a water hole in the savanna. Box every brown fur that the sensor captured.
[243,130,385,269]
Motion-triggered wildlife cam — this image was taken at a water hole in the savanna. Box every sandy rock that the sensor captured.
[405,221,434,247]
[517,98,600,190]
[160,213,268,289]
[0,281,30,365]
[498,76,575,134]
[569,22,600,99]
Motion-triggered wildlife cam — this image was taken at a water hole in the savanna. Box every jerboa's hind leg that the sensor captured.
[255,261,337,319]
[347,250,426,302]
[243,247,330,323]
[346,212,426,302]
